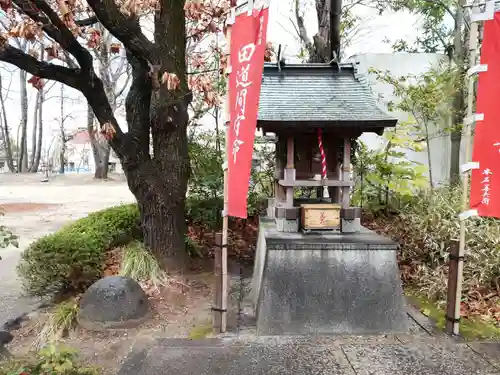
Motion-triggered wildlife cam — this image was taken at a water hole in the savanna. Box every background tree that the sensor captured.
[293,0,342,62]
[385,0,466,184]
[371,65,459,188]
[55,82,72,174]
[0,43,54,172]
[87,25,130,179]
[293,0,388,62]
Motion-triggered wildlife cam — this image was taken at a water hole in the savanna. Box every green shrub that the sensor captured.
[186,197,223,229]
[379,185,500,303]
[0,344,98,375]
[0,207,19,250]
[18,204,141,297]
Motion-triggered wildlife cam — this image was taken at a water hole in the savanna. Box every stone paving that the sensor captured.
[118,263,500,375]
[0,173,134,329]
[118,335,500,375]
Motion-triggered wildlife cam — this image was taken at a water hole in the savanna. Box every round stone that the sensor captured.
[78,276,149,330]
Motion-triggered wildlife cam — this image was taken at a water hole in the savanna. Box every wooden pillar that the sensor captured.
[342,137,351,208]
[327,137,340,203]
[275,137,286,204]
[286,136,294,168]
[285,136,295,207]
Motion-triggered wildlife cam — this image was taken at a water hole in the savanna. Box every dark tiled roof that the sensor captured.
[257,62,397,130]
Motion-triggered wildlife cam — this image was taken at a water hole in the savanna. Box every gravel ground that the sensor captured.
[0,173,134,328]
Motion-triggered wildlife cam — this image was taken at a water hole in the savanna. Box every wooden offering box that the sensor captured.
[300,204,341,230]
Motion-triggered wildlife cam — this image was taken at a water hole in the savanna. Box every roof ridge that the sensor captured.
[263,62,354,70]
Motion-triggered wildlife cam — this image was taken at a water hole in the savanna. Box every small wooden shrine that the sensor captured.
[250,60,408,336]
[257,60,397,233]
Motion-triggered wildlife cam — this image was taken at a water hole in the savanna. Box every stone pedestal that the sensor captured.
[250,218,409,335]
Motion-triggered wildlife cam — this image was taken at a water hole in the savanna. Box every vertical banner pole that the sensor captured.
[447,9,480,336]
[214,0,269,333]
[213,7,236,334]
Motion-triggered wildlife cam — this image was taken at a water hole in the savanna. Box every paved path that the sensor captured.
[0,173,134,328]
[118,335,500,375]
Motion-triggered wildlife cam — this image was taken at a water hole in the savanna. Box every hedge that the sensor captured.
[17,204,141,297]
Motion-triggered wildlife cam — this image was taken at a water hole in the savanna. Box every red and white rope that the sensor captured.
[317,128,327,180]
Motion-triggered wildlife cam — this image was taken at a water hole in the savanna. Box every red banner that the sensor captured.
[227,7,269,218]
[470,12,500,217]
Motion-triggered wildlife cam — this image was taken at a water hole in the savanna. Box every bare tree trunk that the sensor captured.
[0,74,15,172]
[32,86,44,172]
[29,46,44,173]
[423,120,434,189]
[18,70,29,172]
[59,83,65,174]
[28,89,41,172]
[59,140,65,174]
[90,28,116,180]
[87,103,110,179]
[295,0,342,63]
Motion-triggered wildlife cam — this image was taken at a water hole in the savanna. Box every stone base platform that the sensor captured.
[250,218,409,335]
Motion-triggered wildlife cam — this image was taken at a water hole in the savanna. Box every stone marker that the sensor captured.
[78,276,149,330]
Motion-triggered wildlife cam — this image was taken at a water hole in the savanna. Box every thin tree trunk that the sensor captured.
[94,29,114,180]
[0,74,15,172]
[29,89,41,171]
[29,46,44,172]
[59,83,65,174]
[424,121,434,189]
[32,86,44,172]
[59,139,65,174]
[18,70,29,172]
[449,1,465,185]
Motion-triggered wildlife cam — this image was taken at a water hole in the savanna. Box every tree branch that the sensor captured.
[13,0,93,70]
[0,43,82,90]
[85,0,155,62]
[294,0,312,46]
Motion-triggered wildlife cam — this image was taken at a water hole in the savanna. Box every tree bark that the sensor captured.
[132,125,189,270]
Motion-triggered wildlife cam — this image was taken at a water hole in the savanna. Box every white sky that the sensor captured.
[0,2,421,154]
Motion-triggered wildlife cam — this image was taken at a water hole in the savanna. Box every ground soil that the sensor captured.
[0,203,61,214]
[7,263,217,375]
